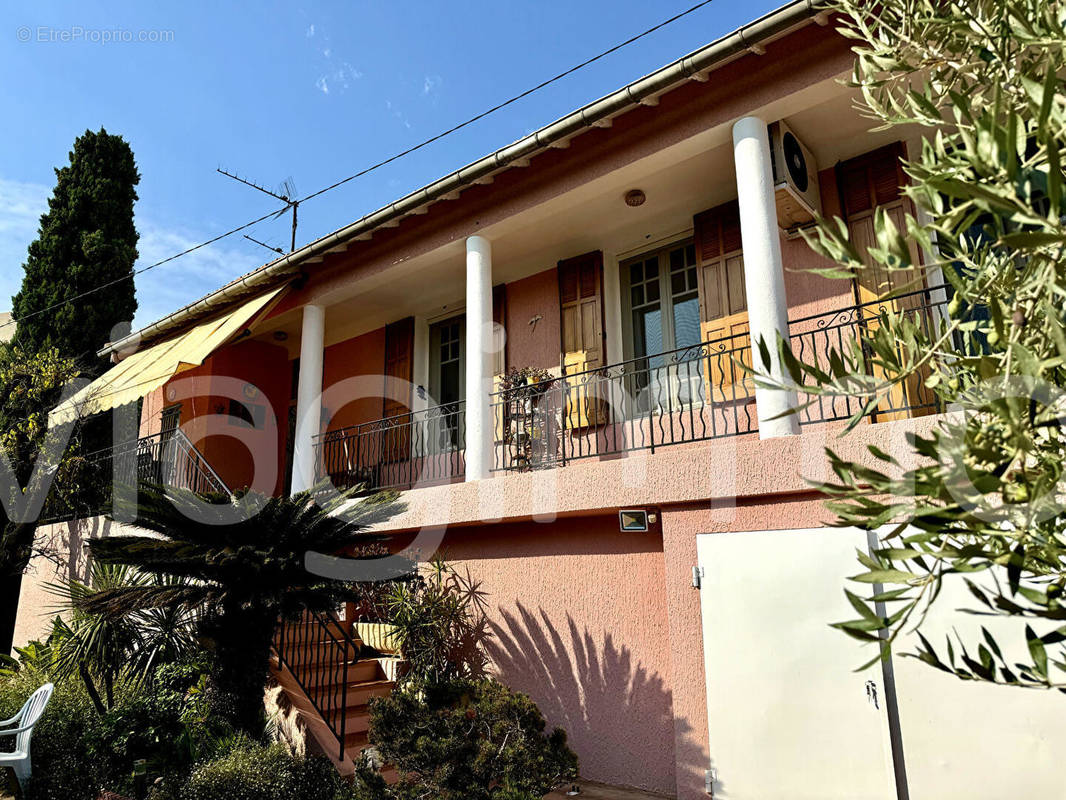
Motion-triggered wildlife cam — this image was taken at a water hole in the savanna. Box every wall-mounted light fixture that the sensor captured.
[619,508,654,532]
[624,189,646,207]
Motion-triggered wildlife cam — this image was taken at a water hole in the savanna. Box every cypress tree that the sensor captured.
[12,128,139,377]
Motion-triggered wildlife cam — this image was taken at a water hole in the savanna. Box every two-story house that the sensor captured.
[17,2,1066,798]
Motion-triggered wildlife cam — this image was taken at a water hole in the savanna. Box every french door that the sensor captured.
[622,240,704,411]
[427,315,464,452]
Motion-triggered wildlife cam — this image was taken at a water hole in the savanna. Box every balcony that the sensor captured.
[307,288,947,492]
[43,430,230,522]
[314,402,466,493]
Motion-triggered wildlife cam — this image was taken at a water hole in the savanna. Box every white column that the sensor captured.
[291,304,325,494]
[465,235,493,480]
[733,115,800,438]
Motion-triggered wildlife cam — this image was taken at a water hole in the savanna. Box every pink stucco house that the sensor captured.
[24,3,1062,798]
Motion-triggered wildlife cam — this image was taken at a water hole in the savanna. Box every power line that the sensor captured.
[1,0,717,336]
[0,206,287,333]
[298,0,717,204]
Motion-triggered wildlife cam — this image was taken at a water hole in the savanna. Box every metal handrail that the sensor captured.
[491,329,757,471]
[787,283,949,327]
[87,429,231,496]
[272,609,356,761]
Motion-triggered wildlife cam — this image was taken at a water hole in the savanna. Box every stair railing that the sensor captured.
[272,609,357,761]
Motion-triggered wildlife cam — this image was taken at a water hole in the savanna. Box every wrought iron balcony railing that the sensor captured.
[43,429,230,522]
[309,289,953,486]
[491,328,757,472]
[314,401,465,493]
[787,286,950,424]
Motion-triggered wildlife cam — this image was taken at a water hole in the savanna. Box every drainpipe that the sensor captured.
[732,116,800,438]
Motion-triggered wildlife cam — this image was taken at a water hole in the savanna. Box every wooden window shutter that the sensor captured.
[693,200,753,400]
[838,142,906,219]
[838,142,931,421]
[558,251,605,370]
[558,251,606,428]
[382,317,414,420]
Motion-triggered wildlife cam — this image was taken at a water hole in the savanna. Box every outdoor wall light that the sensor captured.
[624,188,646,207]
[619,509,649,532]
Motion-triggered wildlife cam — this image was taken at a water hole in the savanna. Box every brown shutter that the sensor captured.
[694,200,752,400]
[382,317,414,420]
[558,251,606,427]
[558,251,604,372]
[694,201,747,324]
[838,142,930,420]
[838,142,906,219]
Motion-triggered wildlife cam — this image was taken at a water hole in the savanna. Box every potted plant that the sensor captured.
[497,366,558,470]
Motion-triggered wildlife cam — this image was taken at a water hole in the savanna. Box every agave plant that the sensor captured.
[78,486,399,732]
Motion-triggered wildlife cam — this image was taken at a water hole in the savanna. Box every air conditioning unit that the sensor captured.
[768,120,821,230]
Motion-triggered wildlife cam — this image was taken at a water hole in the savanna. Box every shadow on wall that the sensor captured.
[13,516,116,649]
[487,602,683,795]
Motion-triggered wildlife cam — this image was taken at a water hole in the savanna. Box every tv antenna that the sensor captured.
[217,168,300,252]
[243,234,283,255]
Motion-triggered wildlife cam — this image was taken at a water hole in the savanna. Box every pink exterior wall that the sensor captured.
[780,168,856,321]
[504,268,561,373]
[432,516,676,796]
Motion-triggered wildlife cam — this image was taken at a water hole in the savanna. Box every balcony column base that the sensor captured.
[732,115,800,438]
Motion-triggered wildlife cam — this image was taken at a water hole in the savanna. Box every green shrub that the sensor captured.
[383,559,489,683]
[172,741,353,800]
[0,667,111,800]
[366,678,578,800]
[0,660,224,800]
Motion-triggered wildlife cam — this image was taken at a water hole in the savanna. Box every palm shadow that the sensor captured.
[486,601,685,796]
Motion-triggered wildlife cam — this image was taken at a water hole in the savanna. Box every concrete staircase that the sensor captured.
[269,613,398,778]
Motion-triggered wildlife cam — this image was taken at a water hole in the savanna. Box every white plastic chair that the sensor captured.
[0,683,54,792]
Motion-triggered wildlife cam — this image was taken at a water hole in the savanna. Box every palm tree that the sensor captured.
[47,562,199,714]
[78,486,399,732]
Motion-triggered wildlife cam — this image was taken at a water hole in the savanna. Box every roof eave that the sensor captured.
[100,0,822,359]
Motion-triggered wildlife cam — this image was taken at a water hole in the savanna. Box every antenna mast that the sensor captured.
[217,168,300,252]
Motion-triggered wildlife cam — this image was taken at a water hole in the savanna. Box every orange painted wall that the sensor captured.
[146,340,292,496]
[201,339,292,495]
[322,326,387,432]
[435,516,676,796]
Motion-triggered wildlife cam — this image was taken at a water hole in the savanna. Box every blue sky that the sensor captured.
[0,0,782,329]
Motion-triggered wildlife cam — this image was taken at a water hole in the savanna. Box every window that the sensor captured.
[624,240,701,363]
[622,240,706,411]
[428,316,464,450]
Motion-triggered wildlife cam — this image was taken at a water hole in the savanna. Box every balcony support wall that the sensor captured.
[732,115,800,438]
[465,235,494,480]
[292,303,325,494]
